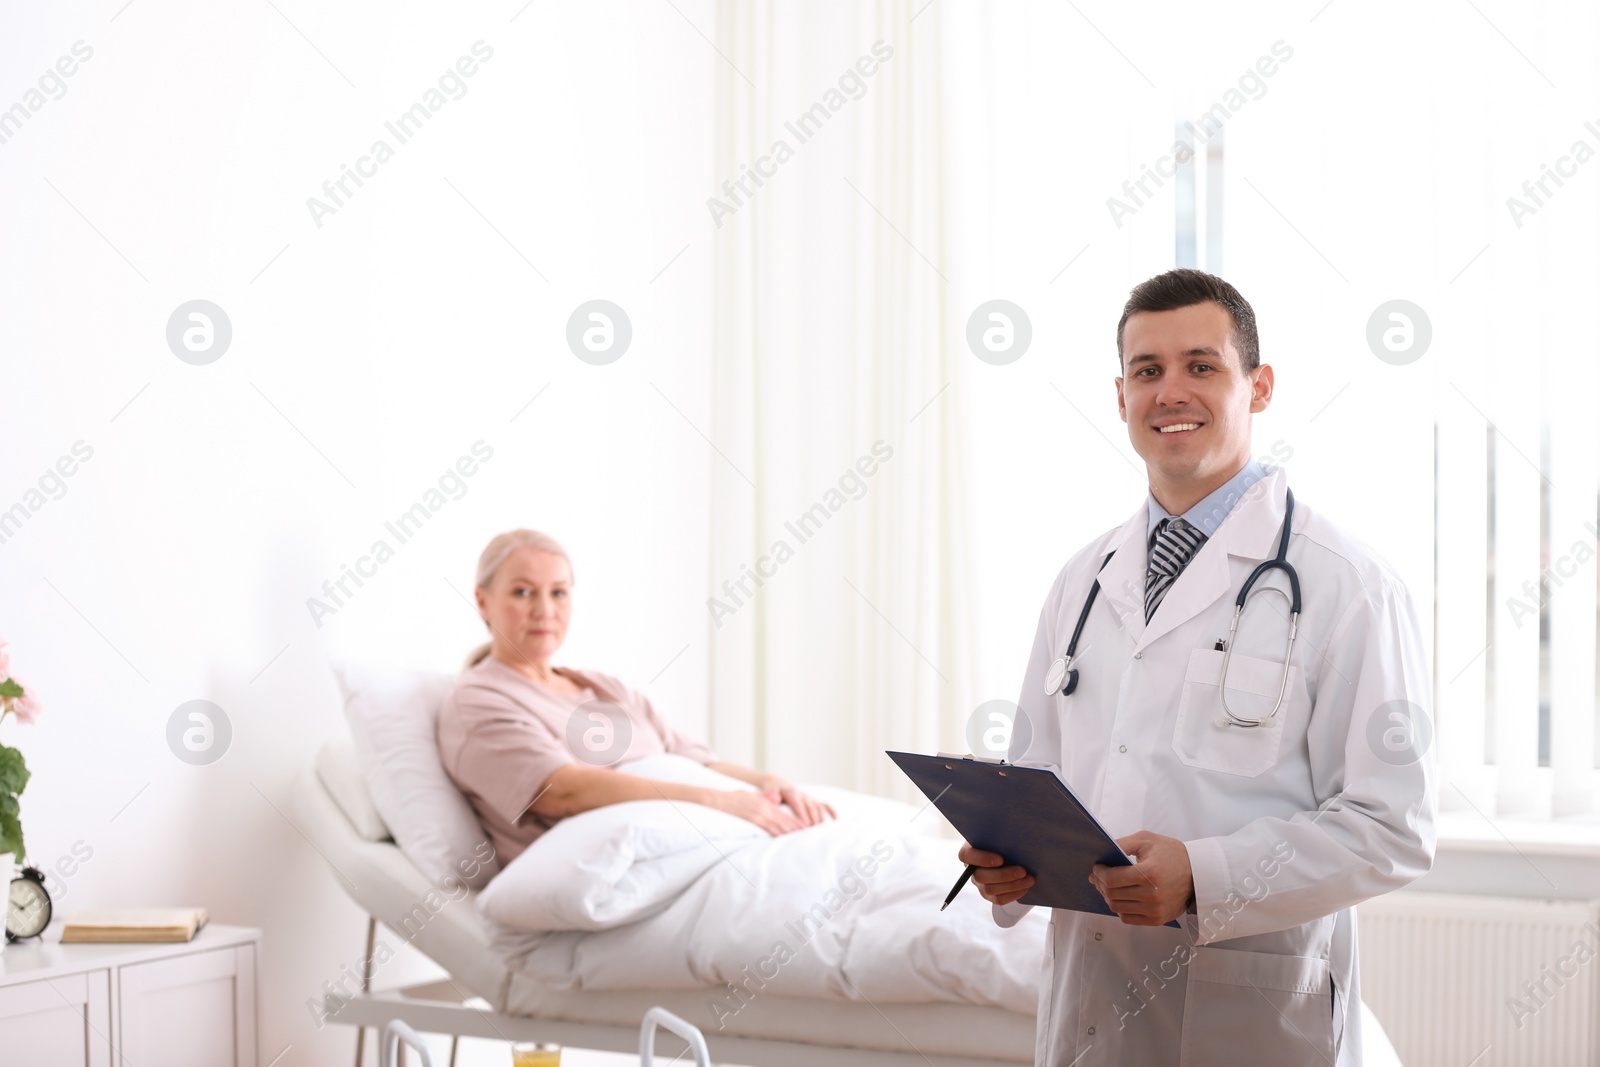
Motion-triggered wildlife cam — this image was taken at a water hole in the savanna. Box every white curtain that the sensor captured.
[706,0,975,797]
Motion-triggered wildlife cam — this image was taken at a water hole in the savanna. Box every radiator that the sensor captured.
[1357,892,1600,1067]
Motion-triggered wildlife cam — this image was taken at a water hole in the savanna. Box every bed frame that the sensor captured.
[295,740,1035,1067]
[336,954,1023,1067]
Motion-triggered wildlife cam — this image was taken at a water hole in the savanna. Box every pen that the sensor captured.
[941,863,977,911]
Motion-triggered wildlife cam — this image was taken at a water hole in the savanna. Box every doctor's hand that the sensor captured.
[1090,831,1194,927]
[957,842,1035,906]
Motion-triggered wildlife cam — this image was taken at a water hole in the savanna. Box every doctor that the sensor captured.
[959,269,1436,1066]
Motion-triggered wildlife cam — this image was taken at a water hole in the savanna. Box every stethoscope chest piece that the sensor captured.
[1044,656,1077,696]
[1043,550,1116,698]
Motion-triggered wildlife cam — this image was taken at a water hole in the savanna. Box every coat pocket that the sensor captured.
[1172,647,1293,776]
[1178,946,1335,1067]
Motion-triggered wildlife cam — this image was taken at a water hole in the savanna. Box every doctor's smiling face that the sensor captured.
[1115,271,1273,515]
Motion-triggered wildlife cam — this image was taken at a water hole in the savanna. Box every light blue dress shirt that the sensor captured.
[1146,457,1267,547]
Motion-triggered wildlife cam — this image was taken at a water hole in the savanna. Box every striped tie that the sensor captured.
[1145,518,1207,623]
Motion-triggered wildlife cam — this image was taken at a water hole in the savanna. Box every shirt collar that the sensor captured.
[1146,457,1268,543]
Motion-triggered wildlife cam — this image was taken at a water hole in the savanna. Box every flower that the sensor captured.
[0,640,9,680]
[13,693,39,725]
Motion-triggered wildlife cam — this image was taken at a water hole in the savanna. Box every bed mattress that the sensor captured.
[502,977,1036,1061]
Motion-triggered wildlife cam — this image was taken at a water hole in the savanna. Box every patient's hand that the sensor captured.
[958,842,1035,906]
[712,790,806,836]
[758,776,837,828]
[701,761,836,828]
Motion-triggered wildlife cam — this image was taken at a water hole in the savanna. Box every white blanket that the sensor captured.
[477,755,1048,1012]
[474,757,1406,1062]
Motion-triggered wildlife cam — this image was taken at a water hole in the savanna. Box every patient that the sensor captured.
[439,528,835,865]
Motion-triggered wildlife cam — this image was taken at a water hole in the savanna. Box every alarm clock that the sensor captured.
[7,866,52,941]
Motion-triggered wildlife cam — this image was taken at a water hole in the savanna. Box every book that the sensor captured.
[61,907,209,943]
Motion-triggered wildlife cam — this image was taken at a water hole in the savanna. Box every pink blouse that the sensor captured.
[438,656,716,865]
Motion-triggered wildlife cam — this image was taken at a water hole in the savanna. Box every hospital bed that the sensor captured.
[296,737,1038,1067]
[296,650,1403,1067]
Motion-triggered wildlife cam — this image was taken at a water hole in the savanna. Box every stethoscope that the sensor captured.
[1043,488,1301,730]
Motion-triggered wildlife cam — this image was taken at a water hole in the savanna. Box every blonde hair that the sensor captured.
[463,529,573,669]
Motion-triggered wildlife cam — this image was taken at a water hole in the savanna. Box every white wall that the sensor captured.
[0,2,714,1063]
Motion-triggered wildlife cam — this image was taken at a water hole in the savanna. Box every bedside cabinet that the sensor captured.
[0,923,260,1067]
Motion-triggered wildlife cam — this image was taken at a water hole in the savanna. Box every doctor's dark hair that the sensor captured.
[1115,269,1260,373]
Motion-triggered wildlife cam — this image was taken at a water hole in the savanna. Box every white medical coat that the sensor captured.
[996,466,1436,1067]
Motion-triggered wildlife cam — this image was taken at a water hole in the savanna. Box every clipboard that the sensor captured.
[888,750,1180,926]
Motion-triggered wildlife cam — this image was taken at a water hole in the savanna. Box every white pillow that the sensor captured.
[477,755,934,934]
[477,797,764,933]
[616,752,931,828]
[332,660,500,891]
[613,752,756,793]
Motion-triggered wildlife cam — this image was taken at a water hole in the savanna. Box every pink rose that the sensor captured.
[13,692,39,725]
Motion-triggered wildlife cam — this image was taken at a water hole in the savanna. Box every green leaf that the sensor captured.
[0,679,22,699]
[0,807,23,861]
[0,746,28,859]
[0,746,28,797]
